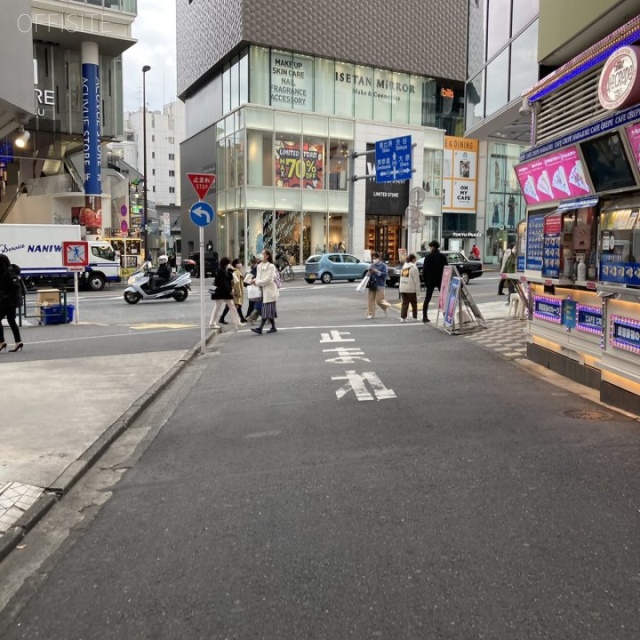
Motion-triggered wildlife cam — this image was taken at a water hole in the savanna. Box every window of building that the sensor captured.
[512,0,538,35]
[169,170,175,177]
[152,152,155,159]
[328,140,349,191]
[152,169,155,176]
[168,137,174,144]
[275,131,302,188]
[487,0,511,59]
[247,130,274,187]
[239,49,249,106]
[465,73,484,130]
[169,187,175,193]
[152,135,155,142]
[509,20,538,101]
[230,55,239,111]
[169,153,175,160]
[485,48,509,116]
[222,62,231,114]
[249,46,270,106]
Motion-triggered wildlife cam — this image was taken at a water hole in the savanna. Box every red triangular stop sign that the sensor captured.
[187,173,216,200]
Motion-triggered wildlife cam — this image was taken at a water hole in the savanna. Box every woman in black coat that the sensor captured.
[208,256,242,329]
[0,254,24,351]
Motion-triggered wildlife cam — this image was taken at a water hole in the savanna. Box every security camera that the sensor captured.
[518,97,531,116]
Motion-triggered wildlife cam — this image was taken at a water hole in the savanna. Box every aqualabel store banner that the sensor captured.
[515,146,592,205]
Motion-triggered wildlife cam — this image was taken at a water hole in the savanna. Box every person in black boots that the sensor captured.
[208,257,242,329]
[421,240,448,323]
[0,255,24,352]
[220,258,246,324]
[249,249,279,335]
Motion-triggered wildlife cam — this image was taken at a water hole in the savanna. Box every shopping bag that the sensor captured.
[247,284,262,300]
[355,275,370,293]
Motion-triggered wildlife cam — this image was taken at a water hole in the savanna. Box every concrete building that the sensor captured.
[0,0,137,247]
[110,101,186,258]
[176,0,468,264]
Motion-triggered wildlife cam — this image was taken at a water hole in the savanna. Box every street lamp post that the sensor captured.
[142,64,151,261]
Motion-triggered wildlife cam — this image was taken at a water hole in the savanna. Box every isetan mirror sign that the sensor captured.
[598,46,640,111]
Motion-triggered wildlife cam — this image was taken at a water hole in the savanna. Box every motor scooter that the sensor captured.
[123,264,191,304]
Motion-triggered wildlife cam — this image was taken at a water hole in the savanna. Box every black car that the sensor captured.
[417,250,483,284]
[186,251,219,278]
[387,250,483,286]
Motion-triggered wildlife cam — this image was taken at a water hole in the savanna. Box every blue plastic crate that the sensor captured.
[41,304,74,325]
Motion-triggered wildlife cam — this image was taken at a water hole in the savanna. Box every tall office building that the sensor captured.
[0,0,136,241]
[177,0,467,264]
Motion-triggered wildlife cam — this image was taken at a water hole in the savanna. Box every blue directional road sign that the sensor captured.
[375,135,412,183]
[189,201,215,227]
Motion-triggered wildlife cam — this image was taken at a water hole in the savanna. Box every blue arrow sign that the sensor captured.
[189,201,215,227]
[375,136,412,183]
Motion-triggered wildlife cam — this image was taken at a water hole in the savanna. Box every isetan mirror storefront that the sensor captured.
[181,46,463,263]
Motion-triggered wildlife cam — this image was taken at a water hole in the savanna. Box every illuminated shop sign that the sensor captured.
[576,304,603,335]
[609,315,640,354]
[598,46,640,111]
[442,136,478,212]
[35,88,55,116]
[533,295,562,323]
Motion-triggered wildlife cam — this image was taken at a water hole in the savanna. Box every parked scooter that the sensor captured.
[124,263,191,304]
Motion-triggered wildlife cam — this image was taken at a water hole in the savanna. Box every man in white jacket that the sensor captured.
[399,253,421,322]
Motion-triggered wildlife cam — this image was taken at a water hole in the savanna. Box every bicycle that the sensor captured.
[280,263,295,282]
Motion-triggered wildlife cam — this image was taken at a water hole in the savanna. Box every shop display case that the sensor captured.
[598,204,640,288]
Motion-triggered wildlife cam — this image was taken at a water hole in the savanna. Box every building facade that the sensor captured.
[0,0,136,246]
[177,0,468,264]
[463,0,540,263]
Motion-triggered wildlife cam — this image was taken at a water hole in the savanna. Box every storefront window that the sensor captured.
[230,56,239,110]
[409,76,424,126]
[270,50,314,112]
[275,131,302,188]
[485,49,509,116]
[275,211,302,264]
[373,68,393,122]
[487,0,511,59]
[334,61,355,117]
[314,58,334,116]
[225,135,236,189]
[392,72,410,124]
[423,149,443,198]
[329,140,349,191]
[216,135,226,191]
[239,49,249,106]
[510,21,538,101]
[235,131,245,187]
[466,73,484,130]
[303,136,327,190]
[354,65,374,120]
[247,130,273,186]
[249,46,270,106]
[222,63,231,114]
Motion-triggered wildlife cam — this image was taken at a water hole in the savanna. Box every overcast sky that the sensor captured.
[121,0,177,113]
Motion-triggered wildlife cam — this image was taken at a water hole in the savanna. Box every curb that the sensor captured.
[0,332,217,564]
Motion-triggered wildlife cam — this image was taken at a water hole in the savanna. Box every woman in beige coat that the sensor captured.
[250,249,279,335]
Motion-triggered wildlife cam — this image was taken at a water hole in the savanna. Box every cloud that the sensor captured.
[122,0,177,112]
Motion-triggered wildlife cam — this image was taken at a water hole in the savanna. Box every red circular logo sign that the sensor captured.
[598,46,640,111]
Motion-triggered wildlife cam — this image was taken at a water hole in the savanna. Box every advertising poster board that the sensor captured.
[442,137,478,212]
[275,141,324,189]
[443,276,462,329]
[541,213,562,279]
[526,211,546,272]
[437,265,453,313]
[515,146,592,206]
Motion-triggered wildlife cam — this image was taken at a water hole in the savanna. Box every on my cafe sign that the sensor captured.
[598,46,640,111]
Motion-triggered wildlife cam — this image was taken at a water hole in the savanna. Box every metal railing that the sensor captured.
[65,0,137,13]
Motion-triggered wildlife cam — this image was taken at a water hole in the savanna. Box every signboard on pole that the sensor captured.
[375,136,412,183]
[187,173,216,200]
[62,241,89,267]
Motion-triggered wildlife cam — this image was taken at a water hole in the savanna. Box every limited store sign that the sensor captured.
[598,46,640,111]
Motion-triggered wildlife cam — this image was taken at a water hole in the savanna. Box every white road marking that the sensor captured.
[332,370,396,402]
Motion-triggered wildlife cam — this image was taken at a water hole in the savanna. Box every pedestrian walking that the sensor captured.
[421,240,448,323]
[209,257,242,329]
[244,257,262,323]
[498,244,516,296]
[220,258,246,324]
[399,253,420,322]
[250,249,279,335]
[366,252,391,319]
[0,254,24,352]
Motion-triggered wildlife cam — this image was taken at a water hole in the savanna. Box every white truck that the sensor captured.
[0,224,121,291]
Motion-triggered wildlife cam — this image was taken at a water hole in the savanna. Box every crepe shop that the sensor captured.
[515,27,640,414]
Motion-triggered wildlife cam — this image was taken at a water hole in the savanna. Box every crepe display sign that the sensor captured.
[515,146,593,205]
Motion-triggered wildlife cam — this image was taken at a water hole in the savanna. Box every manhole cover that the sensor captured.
[563,409,612,420]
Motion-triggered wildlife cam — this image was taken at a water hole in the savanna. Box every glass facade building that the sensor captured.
[464,0,540,262]
[182,46,462,263]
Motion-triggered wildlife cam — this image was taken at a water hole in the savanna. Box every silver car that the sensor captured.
[304,253,371,284]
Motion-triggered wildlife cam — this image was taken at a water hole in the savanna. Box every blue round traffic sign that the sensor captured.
[189,201,215,227]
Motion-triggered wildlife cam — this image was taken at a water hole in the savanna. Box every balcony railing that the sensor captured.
[66,0,137,13]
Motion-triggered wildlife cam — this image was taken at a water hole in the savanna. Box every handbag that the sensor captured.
[247,284,262,300]
[366,276,378,290]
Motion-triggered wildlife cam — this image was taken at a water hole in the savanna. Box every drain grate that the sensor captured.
[563,409,612,421]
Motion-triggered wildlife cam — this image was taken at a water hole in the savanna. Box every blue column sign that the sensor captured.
[82,63,101,198]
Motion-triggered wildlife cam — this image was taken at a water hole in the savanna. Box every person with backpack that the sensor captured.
[0,255,24,352]
[249,248,280,335]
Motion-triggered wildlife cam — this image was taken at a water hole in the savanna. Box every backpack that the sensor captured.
[274,268,282,289]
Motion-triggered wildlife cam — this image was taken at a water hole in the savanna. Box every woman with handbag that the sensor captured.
[244,256,262,323]
[209,257,242,330]
[366,252,391,319]
[249,249,279,335]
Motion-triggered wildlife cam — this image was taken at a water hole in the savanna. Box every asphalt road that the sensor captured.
[2,276,640,639]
